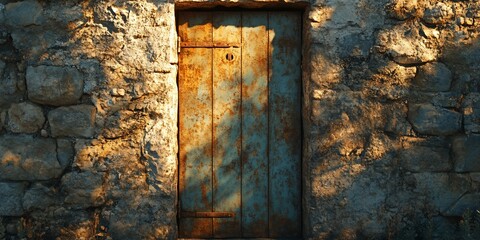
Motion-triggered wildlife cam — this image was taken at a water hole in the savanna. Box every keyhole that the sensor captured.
[226,53,234,61]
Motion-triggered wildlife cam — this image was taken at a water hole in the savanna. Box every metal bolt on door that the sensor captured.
[178,11,302,239]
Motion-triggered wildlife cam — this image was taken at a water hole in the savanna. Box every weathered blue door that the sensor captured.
[178,11,302,238]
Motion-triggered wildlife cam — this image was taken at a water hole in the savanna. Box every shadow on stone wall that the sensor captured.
[305,0,480,238]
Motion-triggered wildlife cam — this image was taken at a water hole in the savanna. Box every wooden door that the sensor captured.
[178,11,302,239]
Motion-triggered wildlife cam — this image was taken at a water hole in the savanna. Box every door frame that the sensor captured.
[175,6,308,238]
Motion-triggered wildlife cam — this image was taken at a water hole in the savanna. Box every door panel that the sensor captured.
[178,11,302,238]
[178,12,213,238]
[212,12,242,238]
[268,12,302,238]
[241,12,269,238]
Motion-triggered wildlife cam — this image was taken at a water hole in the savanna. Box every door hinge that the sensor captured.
[180,211,235,218]
[180,41,241,48]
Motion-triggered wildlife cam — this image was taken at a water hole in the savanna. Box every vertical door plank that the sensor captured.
[241,12,270,238]
[178,12,214,238]
[268,12,302,238]
[212,12,242,238]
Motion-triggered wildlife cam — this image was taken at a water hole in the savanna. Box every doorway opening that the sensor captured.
[177,10,303,239]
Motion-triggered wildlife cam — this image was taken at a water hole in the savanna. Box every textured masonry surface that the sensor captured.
[0,0,479,239]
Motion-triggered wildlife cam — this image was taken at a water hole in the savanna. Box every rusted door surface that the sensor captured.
[178,11,301,239]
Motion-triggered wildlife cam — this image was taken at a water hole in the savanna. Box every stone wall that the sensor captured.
[0,0,178,239]
[0,0,478,239]
[304,0,480,238]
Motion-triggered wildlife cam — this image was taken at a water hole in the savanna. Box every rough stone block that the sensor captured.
[103,110,138,139]
[4,0,43,27]
[10,29,61,58]
[383,103,413,136]
[471,173,480,183]
[463,93,480,134]
[61,171,105,208]
[22,183,56,211]
[422,2,454,25]
[0,110,5,130]
[78,60,101,94]
[309,45,343,87]
[338,33,373,59]
[444,193,480,216]
[48,105,96,138]
[431,92,460,108]
[471,173,480,192]
[400,144,451,172]
[0,60,4,77]
[0,28,6,44]
[346,173,387,214]
[0,135,61,180]
[0,182,25,216]
[413,92,461,108]
[386,0,418,20]
[26,66,84,106]
[413,62,452,92]
[44,3,83,25]
[72,139,96,170]
[413,173,469,213]
[0,62,24,108]
[419,24,440,40]
[311,90,362,127]
[57,139,74,170]
[0,221,4,239]
[376,62,417,83]
[7,102,45,133]
[376,22,438,65]
[408,103,461,135]
[369,61,415,99]
[453,135,480,172]
[430,216,457,239]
